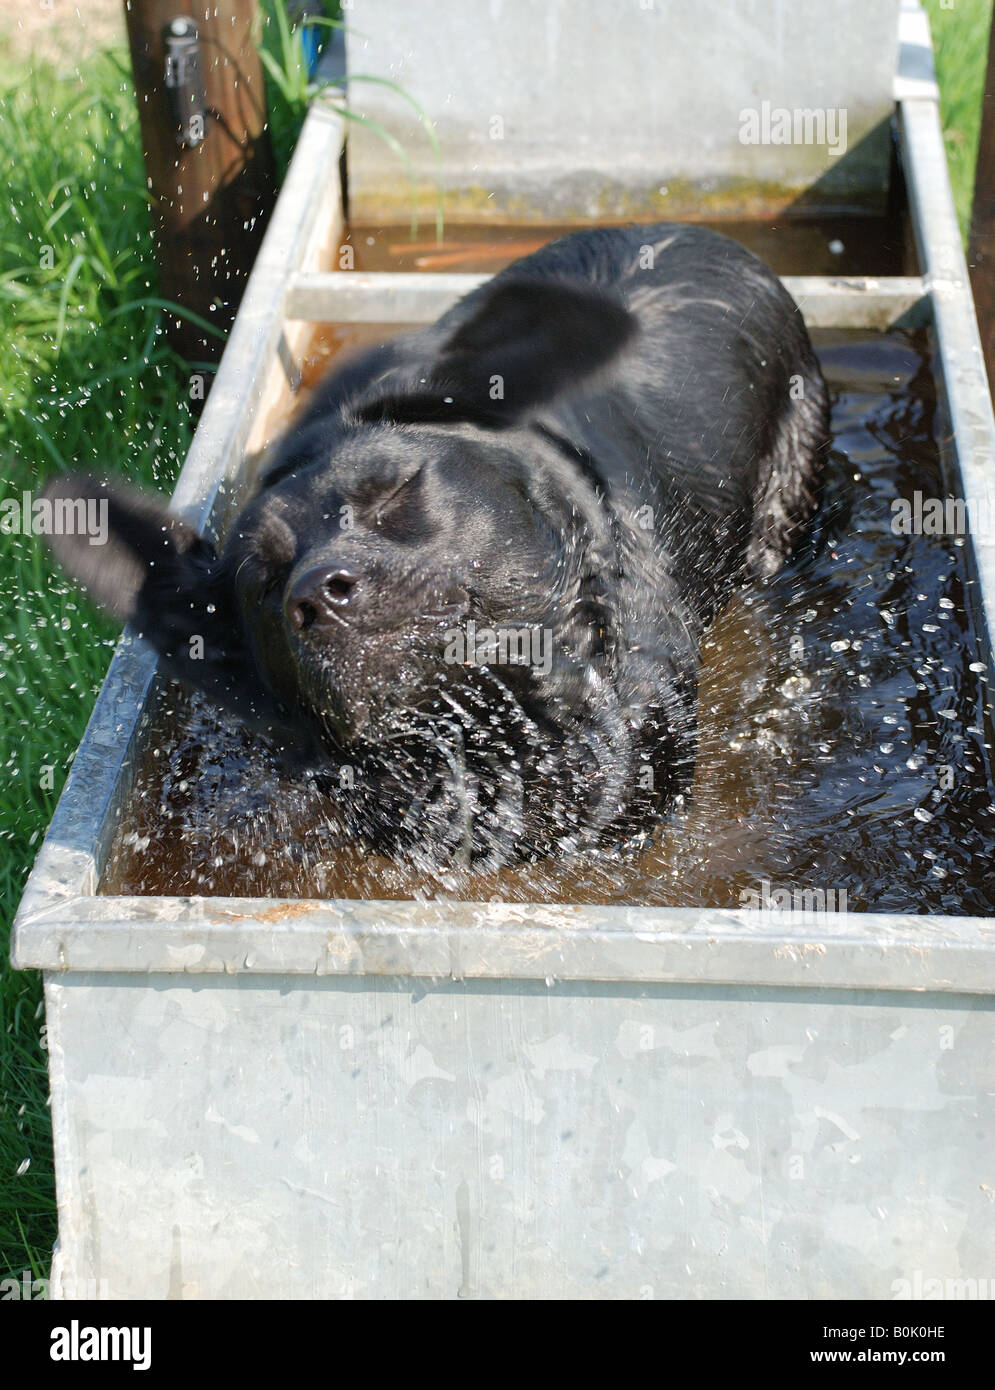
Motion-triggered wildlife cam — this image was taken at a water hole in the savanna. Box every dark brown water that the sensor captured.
[291,213,915,433]
[101,325,995,913]
[341,216,915,278]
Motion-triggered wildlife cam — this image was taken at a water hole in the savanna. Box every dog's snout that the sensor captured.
[322,569,359,604]
[285,566,361,632]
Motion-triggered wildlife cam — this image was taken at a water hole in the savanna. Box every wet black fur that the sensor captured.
[44,222,828,869]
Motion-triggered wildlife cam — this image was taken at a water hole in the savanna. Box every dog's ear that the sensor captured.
[42,473,284,729]
[353,277,637,428]
[42,472,208,621]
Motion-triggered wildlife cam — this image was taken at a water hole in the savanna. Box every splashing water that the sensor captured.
[100,327,995,913]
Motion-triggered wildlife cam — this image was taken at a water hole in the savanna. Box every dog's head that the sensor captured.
[43,278,654,858]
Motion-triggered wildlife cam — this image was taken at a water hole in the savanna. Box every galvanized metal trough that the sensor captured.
[11,1,995,1298]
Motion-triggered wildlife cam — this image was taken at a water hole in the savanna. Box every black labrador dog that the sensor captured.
[45,223,828,868]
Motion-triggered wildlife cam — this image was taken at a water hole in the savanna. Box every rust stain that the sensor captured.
[386,237,547,257]
[215,901,322,924]
[412,242,549,268]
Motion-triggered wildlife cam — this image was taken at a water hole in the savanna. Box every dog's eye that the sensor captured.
[373,467,423,525]
[242,560,285,602]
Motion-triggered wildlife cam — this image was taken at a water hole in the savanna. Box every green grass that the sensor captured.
[0,1,990,1287]
[0,49,197,1280]
[924,0,993,240]
[258,0,444,239]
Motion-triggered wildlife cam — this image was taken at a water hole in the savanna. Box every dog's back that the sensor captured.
[289,222,827,587]
[447,222,828,579]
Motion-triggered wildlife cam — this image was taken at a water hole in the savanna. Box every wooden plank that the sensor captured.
[284,270,929,330]
[122,0,277,360]
[285,270,488,322]
[784,277,930,329]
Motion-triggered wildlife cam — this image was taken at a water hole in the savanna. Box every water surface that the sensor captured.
[100,326,995,913]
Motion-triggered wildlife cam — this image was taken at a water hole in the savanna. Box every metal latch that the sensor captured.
[163,17,207,148]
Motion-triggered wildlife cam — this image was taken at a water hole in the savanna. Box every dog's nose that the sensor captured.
[285,565,360,632]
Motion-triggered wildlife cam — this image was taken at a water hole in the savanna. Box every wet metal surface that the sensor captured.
[43,971,995,1300]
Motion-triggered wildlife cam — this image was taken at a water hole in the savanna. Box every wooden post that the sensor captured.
[969,4,995,396]
[123,0,277,364]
